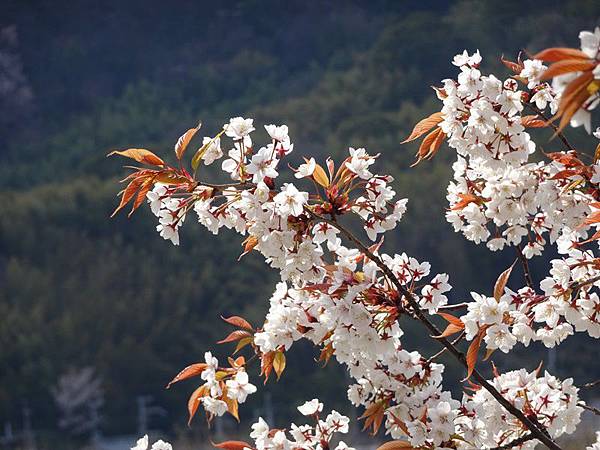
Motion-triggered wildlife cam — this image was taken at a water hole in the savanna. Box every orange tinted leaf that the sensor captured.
[553,71,595,134]
[167,363,208,389]
[108,148,164,166]
[540,60,597,80]
[130,178,154,217]
[212,441,253,450]
[402,111,444,143]
[187,384,208,425]
[318,342,335,366]
[438,312,464,328]
[435,323,464,339]
[493,262,515,301]
[500,55,524,74]
[533,47,590,62]
[521,115,547,128]
[217,330,252,345]
[464,330,485,380]
[376,441,416,450]
[450,193,485,211]
[313,163,330,188]
[239,236,258,260]
[260,351,275,384]
[412,127,442,166]
[111,177,144,217]
[273,351,286,380]
[175,122,201,160]
[222,387,240,422]
[221,315,253,331]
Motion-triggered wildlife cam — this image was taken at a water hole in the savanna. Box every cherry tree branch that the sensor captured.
[580,402,600,416]
[525,103,575,153]
[437,302,469,311]
[490,433,536,450]
[582,379,600,390]
[307,210,563,450]
[516,245,535,290]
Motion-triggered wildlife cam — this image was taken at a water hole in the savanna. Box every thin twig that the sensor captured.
[580,402,600,416]
[570,274,600,293]
[307,209,563,450]
[438,302,469,311]
[516,245,535,290]
[582,379,600,390]
[426,331,464,363]
[525,103,575,152]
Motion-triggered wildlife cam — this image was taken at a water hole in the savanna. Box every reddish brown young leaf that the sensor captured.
[318,342,335,366]
[108,148,164,166]
[533,47,590,62]
[438,312,465,328]
[402,111,444,143]
[212,441,253,450]
[520,115,547,128]
[239,235,258,261]
[221,316,253,331]
[217,330,252,345]
[412,127,443,166]
[166,363,208,389]
[464,329,485,380]
[435,323,464,339]
[130,178,155,217]
[553,71,595,134]
[376,441,416,450]
[500,55,524,74]
[187,384,208,425]
[260,351,275,384]
[111,177,145,217]
[493,262,515,301]
[175,122,201,160]
[450,193,485,211]
[540,59,597,80]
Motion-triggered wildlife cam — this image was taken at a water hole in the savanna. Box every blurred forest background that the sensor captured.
[1,0,600,448]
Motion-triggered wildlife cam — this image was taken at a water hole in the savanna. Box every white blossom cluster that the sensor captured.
[249,400,353,450]
[131,435,172,450]
[136,115,595,449]
[198,351,257,417]
[121,28,600,449]
[456,369,583,450]
[442,52,591,255]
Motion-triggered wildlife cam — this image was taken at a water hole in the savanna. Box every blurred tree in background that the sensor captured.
[0,0,599,443]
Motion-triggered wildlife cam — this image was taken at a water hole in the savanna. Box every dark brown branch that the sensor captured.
[490,433,536,450]
[308,210,563,450]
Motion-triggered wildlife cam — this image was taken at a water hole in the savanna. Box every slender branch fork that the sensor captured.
[306,209,564,450]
